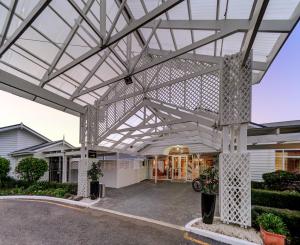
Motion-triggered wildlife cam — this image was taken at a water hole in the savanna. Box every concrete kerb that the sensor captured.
[185,218,260,245]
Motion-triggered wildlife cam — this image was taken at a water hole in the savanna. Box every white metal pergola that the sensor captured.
[0,0,299,227]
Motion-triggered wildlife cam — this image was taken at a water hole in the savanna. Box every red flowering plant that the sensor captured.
[199,167,219,194]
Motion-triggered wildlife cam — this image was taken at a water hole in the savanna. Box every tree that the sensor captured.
[0,157,10,187]
[15,157,48,183]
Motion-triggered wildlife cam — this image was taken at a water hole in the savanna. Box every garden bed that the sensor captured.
[0,181,77,199]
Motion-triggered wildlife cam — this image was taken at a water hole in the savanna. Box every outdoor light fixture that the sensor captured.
[124,76,133,85]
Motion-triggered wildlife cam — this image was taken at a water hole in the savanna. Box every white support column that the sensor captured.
[62,154,67,183]
[219,51,252,227]
[78,144,89,197]
[155,155,158,184]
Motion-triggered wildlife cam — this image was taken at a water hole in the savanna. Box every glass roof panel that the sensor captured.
[156,29,175,51]
[225,0,254,19]
[221,32,245,56]
[17,28,59,64]
[2,49,45,79]
[50,0,79,26]
[173,30,192,49]
[15,0,39,19]
[252,32,281,62]
[6,16,22,38]
[143,0,163,13]
[127,0,145,19]
[167,1,189,20]
[263,0,300,20]
[33,7,71,46]
[0,5,8,34]
[190,0,217,20]
[140,28,160,49]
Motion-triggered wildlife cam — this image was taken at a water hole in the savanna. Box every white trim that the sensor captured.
[185,218,260,245]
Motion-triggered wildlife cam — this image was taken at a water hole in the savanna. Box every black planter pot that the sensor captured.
[90,181,99,200]
[201,193,216,224]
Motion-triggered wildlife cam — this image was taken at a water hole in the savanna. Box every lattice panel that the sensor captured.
[146,69,219,113]
[220,52,252,125]
[78,159,89,197]
[220,153,251,227]
[97,96,143,140]
[100,53,220,115]
[79,105,97,146]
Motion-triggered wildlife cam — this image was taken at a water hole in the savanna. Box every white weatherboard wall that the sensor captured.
[249,150,275,181]
[101,161,118,188]
[0,129,46,176]
[117,155,147,188]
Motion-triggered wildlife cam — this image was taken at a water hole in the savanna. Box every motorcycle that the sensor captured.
[192,177,202,192]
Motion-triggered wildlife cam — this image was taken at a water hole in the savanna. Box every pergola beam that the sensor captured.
[40,0,95,85]
[98,64,220,106]
[0,0,51,58]
[241,0,270,65]
[46,0,184,82]
[147,48,267,71]
[143,19,293,33]
[0,0,18,48]
[76,27,237,97]
[0,69,85,114]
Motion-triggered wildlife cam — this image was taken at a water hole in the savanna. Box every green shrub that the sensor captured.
[252,206,300,238]
[0,157,10,187]
[251,181,265,189]
[15,157,48,183]
[252,189,300,211]
[26,181,77,195]
[257,213,289,236]
[263,171,297,190]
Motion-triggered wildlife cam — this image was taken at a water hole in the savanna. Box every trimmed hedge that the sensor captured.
[252,189,300,211]
[252,206,300,241]
[262,171,300,191]
[251,181,265,189]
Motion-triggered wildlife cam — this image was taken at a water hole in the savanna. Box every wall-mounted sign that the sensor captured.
[88,150,97,158]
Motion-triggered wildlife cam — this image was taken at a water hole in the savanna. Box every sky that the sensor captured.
[0,23,299,146]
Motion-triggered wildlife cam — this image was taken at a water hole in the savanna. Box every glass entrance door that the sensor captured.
[172,155,187,180]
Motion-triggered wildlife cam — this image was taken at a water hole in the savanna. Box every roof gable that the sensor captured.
[0,123,51,142]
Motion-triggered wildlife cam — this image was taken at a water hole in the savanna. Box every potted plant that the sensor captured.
[87,162,103,200]
[199,166,218,224]
[257,213,289,245]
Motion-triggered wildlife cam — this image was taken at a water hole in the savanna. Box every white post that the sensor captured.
[62,154,67,183]
[77,144,89,197]
[155,155,158,184]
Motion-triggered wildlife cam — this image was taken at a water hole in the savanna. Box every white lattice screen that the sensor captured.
[77,158,89,197]
[219,51,252,227]
[220,153,251,227]
[220,52,252,126]
[80,54,221,146]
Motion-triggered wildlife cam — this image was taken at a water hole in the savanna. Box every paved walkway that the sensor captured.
[95,180,219,226]
[0,199,225,245]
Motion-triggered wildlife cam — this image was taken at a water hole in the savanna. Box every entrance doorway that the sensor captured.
[149,153,217,182]
[172,155,187,181]
[49,157,62,182]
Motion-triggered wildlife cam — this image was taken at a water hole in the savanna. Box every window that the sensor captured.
[275,150,300,173]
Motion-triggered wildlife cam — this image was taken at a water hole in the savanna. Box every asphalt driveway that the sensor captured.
[0,199,224,245]
[95,180,219,226]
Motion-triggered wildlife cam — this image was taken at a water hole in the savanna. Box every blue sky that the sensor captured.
[252,22,300,123]
[0,23,299,146]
